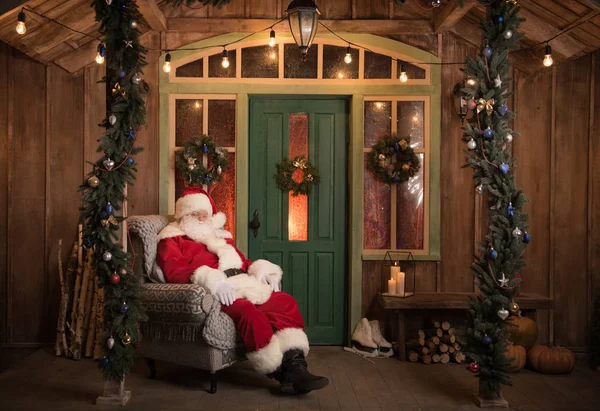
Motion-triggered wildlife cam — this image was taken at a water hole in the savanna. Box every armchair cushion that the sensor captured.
[128,215,170,282]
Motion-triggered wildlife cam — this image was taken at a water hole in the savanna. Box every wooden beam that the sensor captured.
[167,18,433,34]
[518,8,585,60]
[54,40,97,74]
[137,0,166,32]
[433,0,476,33]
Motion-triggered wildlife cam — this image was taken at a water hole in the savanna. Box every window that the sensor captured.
[171,95,237,235]
[363,97,429,254]
[169,40,429,85]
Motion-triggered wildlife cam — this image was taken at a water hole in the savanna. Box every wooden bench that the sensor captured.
[375,292,553,361]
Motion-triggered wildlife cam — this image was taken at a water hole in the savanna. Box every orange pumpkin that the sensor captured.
[527,345,576,374]
[504,343,526,372]
[506,315,538,350]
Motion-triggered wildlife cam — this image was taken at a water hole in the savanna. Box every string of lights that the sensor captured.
[15,3,595,74]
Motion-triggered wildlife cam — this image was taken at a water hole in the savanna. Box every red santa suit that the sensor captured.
[157,187,309,375]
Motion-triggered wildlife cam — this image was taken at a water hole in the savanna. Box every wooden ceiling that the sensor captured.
[0,0,599,75]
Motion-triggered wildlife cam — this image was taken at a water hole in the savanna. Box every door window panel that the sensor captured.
[176,99,203,146]
[323,45,358,79]
[242,45,278,78]
[175,58,203,77]
[288,113,309,241]
[364,51,392,79]
[284,44,318,78]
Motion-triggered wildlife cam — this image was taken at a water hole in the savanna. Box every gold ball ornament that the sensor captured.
[122,331,132,345]
[188,164,196,171]
[187,157,196,165]
[88,176,100,188]
[509,301,520,315]
[401,163,410,172]
[378,154,386,161]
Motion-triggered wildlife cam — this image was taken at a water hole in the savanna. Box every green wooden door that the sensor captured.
[249,98,348,345]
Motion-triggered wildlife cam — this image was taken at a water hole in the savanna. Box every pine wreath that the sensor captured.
[175,135,228,186]
[368,134,421,184]
[275,156,320,196]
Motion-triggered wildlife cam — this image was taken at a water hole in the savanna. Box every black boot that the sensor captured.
[271,349,329,394]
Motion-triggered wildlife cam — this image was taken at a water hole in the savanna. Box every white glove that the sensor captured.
[214,280,236,306]
[262,274,281,292]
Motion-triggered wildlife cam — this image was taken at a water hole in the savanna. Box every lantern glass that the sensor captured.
[286,0,320,60]
[453,82,471,121]
[382,251,415,298]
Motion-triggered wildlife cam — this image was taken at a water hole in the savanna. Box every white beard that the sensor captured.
[179,215,217,243]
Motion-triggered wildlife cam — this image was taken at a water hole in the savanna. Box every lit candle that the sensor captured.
[390,264,401,281]
[388,278,397,294]
[396,271,405,296]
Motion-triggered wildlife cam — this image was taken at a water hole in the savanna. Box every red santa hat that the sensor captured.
[175,186,217,219]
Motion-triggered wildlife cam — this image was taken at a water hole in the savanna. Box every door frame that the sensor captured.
[159,33,442,342]
[247,96,349,343]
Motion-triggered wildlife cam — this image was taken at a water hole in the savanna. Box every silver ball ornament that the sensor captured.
[497,307,509,320]
[107,336,115,349]
[217,165,222,175]
[476,185,484,195]
[505,133,513,143]
[130,20,137,29]
[102,251,113,262]
[103,158,115,170]
[132,74,141,85]
[504,30,513,40]
[109,114,117,125]
[467,139,477,150]
[512,227,522,238]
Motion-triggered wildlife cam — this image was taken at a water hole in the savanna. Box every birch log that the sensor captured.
[73,251,93,360]
[54,240,73,356]
[69,226,84,355]
[81,259,95,354]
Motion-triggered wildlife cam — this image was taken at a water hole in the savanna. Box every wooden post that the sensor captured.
[96,379,131,406]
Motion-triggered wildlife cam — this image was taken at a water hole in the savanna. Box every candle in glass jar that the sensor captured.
[396,271,406,296]
[387,279,397,294]
[390,265,401,281]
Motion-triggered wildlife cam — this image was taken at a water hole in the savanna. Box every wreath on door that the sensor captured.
[175,135,229,186]
[368,134,421,184]
[275,156,320,196]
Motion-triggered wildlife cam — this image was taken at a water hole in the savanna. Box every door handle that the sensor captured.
[249,209,260,238]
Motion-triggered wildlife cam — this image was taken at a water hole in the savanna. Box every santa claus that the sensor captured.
[156,186,328,394]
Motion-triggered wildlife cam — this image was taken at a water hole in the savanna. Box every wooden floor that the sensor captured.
[0,347,598,411]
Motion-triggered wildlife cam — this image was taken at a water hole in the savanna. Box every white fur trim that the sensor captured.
[190,266,227,294]
[276,328,310,357]
[227,274,272,305]
[212,212,227,229]
[246,335,283,375]
[157,222,186,240]
[215,229,233,239]
[175,193,213,219]
[248,259,283,285]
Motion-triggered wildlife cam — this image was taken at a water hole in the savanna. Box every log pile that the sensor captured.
[407,320,465,364]
[54,225,105,360]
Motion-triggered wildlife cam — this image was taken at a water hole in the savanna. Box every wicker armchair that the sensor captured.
[128,215,241,393]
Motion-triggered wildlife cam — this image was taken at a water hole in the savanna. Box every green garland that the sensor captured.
[275,156,320,196]
[368,134,421,184]
[175,135,229,186]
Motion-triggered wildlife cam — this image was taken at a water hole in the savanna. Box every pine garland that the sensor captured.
[175,135,229,187]
[80,0,149,381]
[461,1,529,399]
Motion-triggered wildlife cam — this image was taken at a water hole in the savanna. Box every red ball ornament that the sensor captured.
[469,362,480,373]
[467,99,477,110]
[109,273,121,285]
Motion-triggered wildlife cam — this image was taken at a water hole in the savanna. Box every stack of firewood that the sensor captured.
[54,225,105,360]
[406,320,466,364]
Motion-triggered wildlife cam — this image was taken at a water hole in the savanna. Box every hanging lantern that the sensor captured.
[286,0,320,61]
[452,82,472,122]
[382,251,415,298]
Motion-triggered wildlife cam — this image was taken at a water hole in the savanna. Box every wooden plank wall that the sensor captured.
[0,39,159,345]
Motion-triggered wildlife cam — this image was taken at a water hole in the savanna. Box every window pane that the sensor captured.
[175,163,186,202]
[397,101,424,149]
[176,58,203,77]
[397,60,426,80]
[210,152,236,236]
[364,154,391,249]
[396,154,424,250]
[209,51,236,78]
[364,51,392,79]
[242,46,278,78]
[364,101,391,148]
[176,99,203,146]
[208,100,235,147]
[284,43,317,78]
[288,113,309,241]
[323,45,358,79]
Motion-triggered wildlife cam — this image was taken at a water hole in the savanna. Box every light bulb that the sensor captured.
[344,46,352,64]
[466,78,476,86]
[399,64,408,83]
[96,53,105,64]
[96,43,106,64]
[163,52,172,73]
[543,45,553,67]
[221,50,230,68]
[16,11,26,35]
[269,30,276,47]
